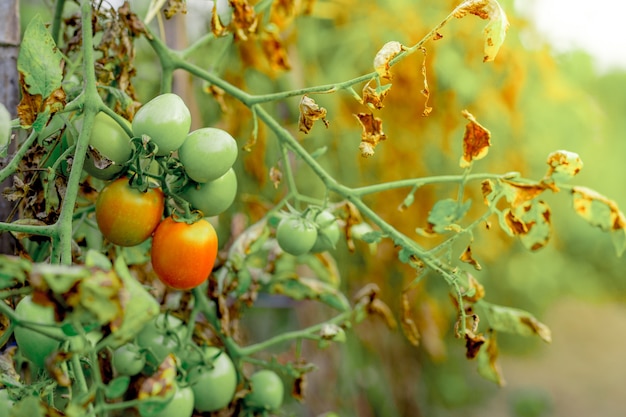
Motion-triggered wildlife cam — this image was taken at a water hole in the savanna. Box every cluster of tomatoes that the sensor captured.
[88,93,239,290]
[11,300,285,415]
[276,209,342,256]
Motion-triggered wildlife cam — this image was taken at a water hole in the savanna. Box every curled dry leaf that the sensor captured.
[459,110,491,168]
[362,80,391,110]
[299,95,329,134]
[419,47,433,116]
[455,0,509,62]
[477,332,505,386]
[231,0,259,41]
[373,41,406,80]
[400,292,420,347]
[460,246,482,271]
[355,113,386,157]
[163,0,187,19]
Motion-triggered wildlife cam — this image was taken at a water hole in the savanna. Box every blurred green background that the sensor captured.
[18,0,626,415]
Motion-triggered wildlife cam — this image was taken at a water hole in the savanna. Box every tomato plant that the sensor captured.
[71,112,133,180]
[151,384,194,417]
[181,168,238,217]
[150,217,218,290]
[13,296,64,369]
[95,177,164,247]
[244,370,284,412]
[132,93,191,156]
[310,210,341,253]
[178,127,238,183]
[188,347,237,412]
[276,215,318,256]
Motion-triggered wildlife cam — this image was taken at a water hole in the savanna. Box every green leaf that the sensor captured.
[480,302,551,343]
[360,230,384,244]
[18,15,64,99]
[0,103,11,157]
[105,376,131,399]
[0,255,30,290]
[269,276,350,311]
[9,396,45,417]
[427,198,471,233]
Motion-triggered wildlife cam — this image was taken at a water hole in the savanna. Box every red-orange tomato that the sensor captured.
[150,217,218,290]
[95,178,164,246]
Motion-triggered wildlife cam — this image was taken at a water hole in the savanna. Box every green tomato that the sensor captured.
[188,347,237,412]
[151,384,194,417]
[132,93,191,156]
[13,296,64,369]
[136,314,187,367]
[244,370,284,411]
[181,168,237,217]
[276,215,318,256]
[311,210,341,253]
[111,343,146,376]
[71,112,133,180]
[0,102,10,154]
[178,127,238,183]
[0,389,13,417]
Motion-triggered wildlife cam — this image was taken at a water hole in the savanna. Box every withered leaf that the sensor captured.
[460,245,482,271]
[137,354,177,400]
[419,47,433,116]
[501,179,549,208]
[211,1,229,37]
[231,0,259,41]
[299,95,329,134]
[545,149,583,181]
[355,113,386,157]
[465,330,485,359]
[459,110,491,168]
[462,273,485,303]
[401,292,420,346]
[572,186,626,232]
[454,0,509,62]
[501,200,552,251]
[163,0,187,19]
[362,80,391,110]
[269,166,283,189]
[373,41,406,80]
[261,28,291,72]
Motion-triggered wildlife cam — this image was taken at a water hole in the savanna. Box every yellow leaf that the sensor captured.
[355,113,386,157]
[298,95,329,134]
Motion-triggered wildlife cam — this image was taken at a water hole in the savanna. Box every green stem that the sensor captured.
[57,0,104,265]
[0,221,56,237]
[51,0,67,45]
[352,172,520,197]
[0,130,39,183]
[237,308,356,357]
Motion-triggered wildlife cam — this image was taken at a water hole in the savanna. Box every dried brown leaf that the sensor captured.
[373,41,406,80]
[261,29,291,72]
[459,110,491,168]
[400,292,420,346]
[231,0,259,41]
[362,80,391,110]
[163,0,187,19]
[465,330,485,359]
[355,113,386,157]
[460,245,482,271]
[419,47,433,116]
[299,95,329,134]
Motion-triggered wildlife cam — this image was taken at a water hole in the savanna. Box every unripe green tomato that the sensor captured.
[0,389,13,417]
[188,347,237,412]
[13,296,64,369]
[0,102,11,153]
[132,93,191,156]
[276,216,318,256]
[136,314,187,367]
[72,112,133,180]
[310,210,341,253]
[244,370,284,411]
[111,343,146,376]
[178,127,238,183]
[182,168,237,217]
[151,384,194,417]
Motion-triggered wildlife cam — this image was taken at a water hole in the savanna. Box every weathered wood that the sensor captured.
[0,0,20,254]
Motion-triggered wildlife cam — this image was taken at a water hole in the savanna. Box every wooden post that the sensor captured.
[0,0,20,254]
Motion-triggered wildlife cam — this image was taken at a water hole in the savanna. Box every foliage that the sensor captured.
[0,0,625,415]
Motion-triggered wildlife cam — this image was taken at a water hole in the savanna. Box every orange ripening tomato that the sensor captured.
[95,178,164,247]
[150,217,218,290]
